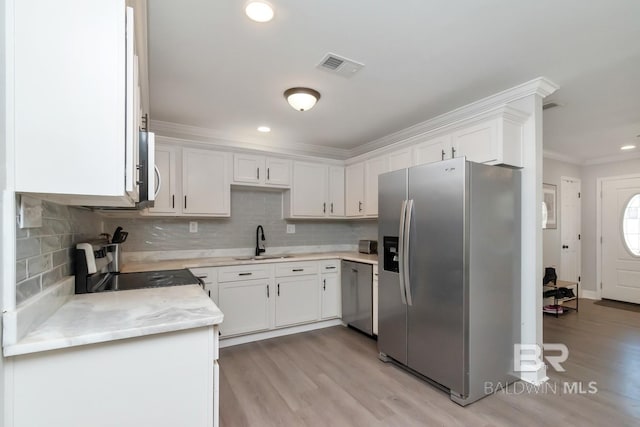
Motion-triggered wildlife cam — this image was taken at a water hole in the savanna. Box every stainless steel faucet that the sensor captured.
[255,225,266,256]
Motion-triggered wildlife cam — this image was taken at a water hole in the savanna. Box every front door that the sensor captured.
[601,176,640,303]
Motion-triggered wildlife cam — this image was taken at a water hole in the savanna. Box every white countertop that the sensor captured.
[122,251,378,273]
[4,285,223,357]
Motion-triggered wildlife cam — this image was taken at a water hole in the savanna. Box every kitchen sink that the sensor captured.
[233,255,294,261]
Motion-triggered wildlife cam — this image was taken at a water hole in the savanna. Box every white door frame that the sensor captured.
[596,173,640,300]
[560,176,581,285]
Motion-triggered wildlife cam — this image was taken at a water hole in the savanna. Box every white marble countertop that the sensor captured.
[122,251,379,273]
[4,285,223,357]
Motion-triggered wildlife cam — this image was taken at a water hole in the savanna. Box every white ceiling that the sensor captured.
[147,0,640,163]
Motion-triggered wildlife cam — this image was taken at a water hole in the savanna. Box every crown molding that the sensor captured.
[149,120,351,161]
[350,77,559,157]
[582,150,640,166]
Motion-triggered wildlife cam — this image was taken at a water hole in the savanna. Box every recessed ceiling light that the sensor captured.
[257,126,271,133]
[621,145,636,151]
[245,2,274,23]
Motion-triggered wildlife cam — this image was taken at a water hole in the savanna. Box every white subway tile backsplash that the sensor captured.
[16,237,41,259]
[16,277,41,305]
[27,254,52,277]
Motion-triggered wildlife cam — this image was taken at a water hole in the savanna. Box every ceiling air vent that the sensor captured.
[317,52,364,78]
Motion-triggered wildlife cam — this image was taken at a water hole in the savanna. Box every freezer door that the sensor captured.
[407,157,468,396]
[377,169,408,364]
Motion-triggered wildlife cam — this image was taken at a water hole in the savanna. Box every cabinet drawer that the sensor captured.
[275,261,319,277]
[218,265,271,282]
[189,267,217,284]
[320,259,340,272]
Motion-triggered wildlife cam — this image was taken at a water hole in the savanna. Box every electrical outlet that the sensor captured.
[286,224,295,234]
[189,221,198,233]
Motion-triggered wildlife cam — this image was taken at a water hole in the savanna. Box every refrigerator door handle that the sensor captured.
[398,200,408,305]
[404,199,414,306]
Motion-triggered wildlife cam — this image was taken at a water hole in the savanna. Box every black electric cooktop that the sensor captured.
[93,269,202,292]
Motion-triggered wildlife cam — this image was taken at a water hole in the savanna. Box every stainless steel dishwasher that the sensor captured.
[341,260,373,335]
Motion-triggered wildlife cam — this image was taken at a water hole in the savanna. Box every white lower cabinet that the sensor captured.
[275,275,319,327]
[320,260,341,319]
[212,259,350,339]
[190,267,218,305]
[218,279,271,337]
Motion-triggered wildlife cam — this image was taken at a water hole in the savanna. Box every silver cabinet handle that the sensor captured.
[323,202,326,213]
[257,168,260,180]
[277,283,280,296]
[267,284,270,298]
[451,147,456,158]
[331,202,334,213]
[267,168,270,180]
[239,272,253,276]
[441,149,445,161]
[323,279,326,290]
[184,195,187,209]
[398,200,408,305]
[325,266,336,270]
[292,268,304,272]
[358,201,363,212]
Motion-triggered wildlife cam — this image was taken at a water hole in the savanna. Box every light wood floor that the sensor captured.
[219,300,640,426]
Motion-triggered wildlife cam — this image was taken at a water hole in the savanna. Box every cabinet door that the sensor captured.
[148,145,178,214]
[291,162,328,217]
[388,148,413,171]
[183,149,230,216]
[218,280,270,336]
[328,166,345,217]
[451,120,498,163]
[275,276,320,327]
[14,0,127,198]
[414,136,452,166]
[321,273,340,319]
[265,157,291,187]
[233,154,264,185]
[364,157,388,217]
[190,267,218,305]
[345,163,365,217]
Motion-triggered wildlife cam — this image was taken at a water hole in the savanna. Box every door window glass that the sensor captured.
[623,194,640,256]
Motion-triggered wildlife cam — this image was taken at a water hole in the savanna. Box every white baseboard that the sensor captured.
[219,319,344,348]
[581,290,599,300]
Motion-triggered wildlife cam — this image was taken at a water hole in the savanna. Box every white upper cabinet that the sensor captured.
[345,163,365,217]
[286,162,328,217]
[182,149,230,216]
[364,156,388,217]
[232,154,291,188]
[412,109,527,168]
[148,145,178,214]
[12,0,144,206]
[414,135,453,166]
[145,145,230,217]
[265,157,292,187]
[284,162,344,218]
[328,166,345,217]
[387,148,413,171]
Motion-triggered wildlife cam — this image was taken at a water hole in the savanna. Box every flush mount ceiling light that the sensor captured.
[283,87,321,112]
[245,1,274,23]
[257,126,271,133]
[621,145,636,150]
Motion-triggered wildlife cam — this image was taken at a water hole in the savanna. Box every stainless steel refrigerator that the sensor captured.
[378,157,521,406]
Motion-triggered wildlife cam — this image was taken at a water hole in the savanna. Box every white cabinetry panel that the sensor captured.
[275,276,320,327]
[288,162,328,217]
[149,145,178,214]
[183,149,230,216]
[346,163,365,217]
[328,166,345,216]
[364,156,388,216]
[219,280,270,336]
